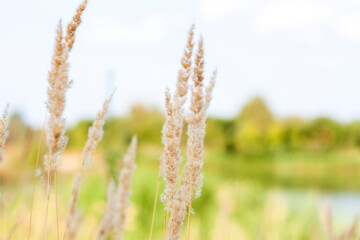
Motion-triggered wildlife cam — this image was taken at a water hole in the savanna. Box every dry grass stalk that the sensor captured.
[149,174,161,240]
[27,112,47,240]
[44,19,69,177]
[323,206,359,240]
[112,136,137,240]
[97,179,117,240]
[0,104,9,166]
[160,24,194,211]
[162,35,215,239]
[44,0,88,184]
[64,94,114,238]
[42,2,87,238]
[97,136,137,240]
[65,0,88,51]
[338,216,359,240]
[82,92,114,169]
[204,69,216,111]
[65,174,82,240]
[182,36,208,201]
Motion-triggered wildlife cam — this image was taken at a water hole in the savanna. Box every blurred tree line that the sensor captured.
[209,97,360,156]
[7,97,360,160]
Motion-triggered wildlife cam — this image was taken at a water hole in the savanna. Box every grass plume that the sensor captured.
[165,35,216,240]
[98,136,137,240]
[65,174,82,240]
[64,93,114,238]
[323,206,359,240]
[65,0,88,51]
[42,1,88,238]
[82,92,114,169]
[160,24,194,211]
[0,104,9,166]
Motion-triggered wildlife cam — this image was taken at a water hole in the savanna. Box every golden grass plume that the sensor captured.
[0,104,9,166]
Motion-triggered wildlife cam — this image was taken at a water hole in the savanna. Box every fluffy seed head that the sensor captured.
[113,136,137,240]
[44,19,70,173]
[160,25,195,210]
[0,104,9,166]
[166,36,216,240]
[97,180,117,240]
[44,0,87,188]
[82,92,114,169]
[66,174,82,240]
[97,136,137,240]
[65,0,88,51]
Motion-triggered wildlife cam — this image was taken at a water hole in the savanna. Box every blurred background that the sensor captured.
[0,0,360,239]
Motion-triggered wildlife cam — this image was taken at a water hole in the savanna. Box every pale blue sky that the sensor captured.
[1,0,360,126]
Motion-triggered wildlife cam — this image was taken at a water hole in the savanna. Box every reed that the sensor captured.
[82,92,114,169]
[44,0,87,190]
[323,206,359,240]
[64,174,82,240]
[160,24,194,211]
[42,1,88,238]
[97,136,137,240]
[1,2,220,239]
[64,93,114,239]
[158,30,216,239]
[0,104,9,166]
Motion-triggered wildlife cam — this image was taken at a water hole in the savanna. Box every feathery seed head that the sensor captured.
[97,179,117,240]
[65,0,88,51]
[66,173,82,240]
[112,136,137,240]
[176,24,195,99]
[0,104,9,166]
[193,36,204,88]
[204,69,216,111]
[166,34,216,240]
[82,92,114,169]
[97,136,137,240]
[44,0,87,187]
[160,24,196,211]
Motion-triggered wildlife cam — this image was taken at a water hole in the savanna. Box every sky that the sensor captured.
[1,0,360,126]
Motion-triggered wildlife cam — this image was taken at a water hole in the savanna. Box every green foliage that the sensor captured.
[78,174,107,214]
[127,104,163,144]
[234,97,274,156]
[3,99,360,239]
[67,120,92,148]
[204,118,228,150]
[105,149,121,184]
[10,98,360,160]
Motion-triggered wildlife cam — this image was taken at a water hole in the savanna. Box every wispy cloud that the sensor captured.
[85,14,168,45]
[334,15,360,42]
[197,0,254,24]
[252,0,360,44]
[252,1,331,36]
[198,0,360,44]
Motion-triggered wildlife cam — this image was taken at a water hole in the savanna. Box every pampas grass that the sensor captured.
[44,0,88,183]
[160,24,195,211]
[97,179,117,239]
[158,31,216,240]
[65,0,88,51]
[64,93,114,239]
[112,136,137,240]
[98,136,137,240]
[2,2,220,239]
[41,1,88,239]
[65,173,82,240]
[44,19,70,176]
[2,1,360,239]
[0,104,9,166]
[82,92,114,169]
[322,206,359,240]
